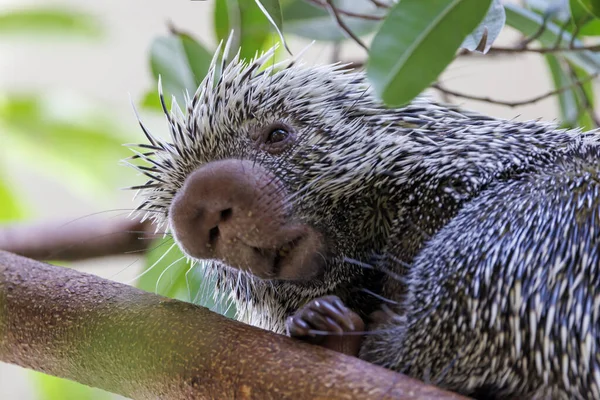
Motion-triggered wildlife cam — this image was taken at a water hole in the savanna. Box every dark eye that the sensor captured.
[251,122,296,154]
[267,128,288,144]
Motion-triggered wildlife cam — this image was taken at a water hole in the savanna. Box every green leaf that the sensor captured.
[214,0,232,44]
[212,0,276,61]
[0,7,102,37]
[545,54,596,130]
[570,62,596,130]
[149,32,213,108]
[574,0,600,18]
[461,0,506,53]
[282,0,382,41]
[367,0,493,107]
[570,0,595,31]
[579,19,600,35]
[545,55,580,126]
[505,3,600,73]
[254,0,291,54]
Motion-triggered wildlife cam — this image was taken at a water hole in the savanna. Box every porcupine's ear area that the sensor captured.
[123,35,372,233]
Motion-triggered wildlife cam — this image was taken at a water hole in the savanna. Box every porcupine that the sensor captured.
[127,40,600,400]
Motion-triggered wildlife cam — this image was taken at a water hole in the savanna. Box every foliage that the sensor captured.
[367,0,494,106]
[145,0,600,127]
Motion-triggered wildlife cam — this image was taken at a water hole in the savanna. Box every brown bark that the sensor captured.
[0,217,156,261]
[0,251,468,400]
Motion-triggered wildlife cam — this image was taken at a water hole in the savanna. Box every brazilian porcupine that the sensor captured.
[128,39,600,400]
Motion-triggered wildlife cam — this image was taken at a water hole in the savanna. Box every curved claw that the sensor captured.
[287,295,366,357]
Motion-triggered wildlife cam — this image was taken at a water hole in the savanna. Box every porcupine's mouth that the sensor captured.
[249,229,325,281]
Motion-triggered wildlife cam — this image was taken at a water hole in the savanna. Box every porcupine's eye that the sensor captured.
[267,128,288,144]
[252,122,296,154]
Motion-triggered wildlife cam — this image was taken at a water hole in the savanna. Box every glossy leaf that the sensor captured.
[461,0,506,53]
[579,19,600,35]
[570,0,596,30]
[149,32,213,108]
[367,0,493,107]
[282,0,383,41]
[574,0,600,18]
[0,7,101,37]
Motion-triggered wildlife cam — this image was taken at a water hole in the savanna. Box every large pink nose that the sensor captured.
[168,159,306,277]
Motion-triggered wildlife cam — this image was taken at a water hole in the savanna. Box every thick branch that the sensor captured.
[0,251,468,399]
[0,217,156,261]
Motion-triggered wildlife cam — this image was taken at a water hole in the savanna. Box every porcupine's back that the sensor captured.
[359,131,600,399]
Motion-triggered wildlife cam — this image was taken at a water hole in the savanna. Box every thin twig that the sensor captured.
[324,0,369,51]
[569,22,583,49]
[305,0,384,21]
[519,14,549,47]
[551,18,572,49]
[432,70,600,108]
[368,0,391,8]
[486,43,600,54]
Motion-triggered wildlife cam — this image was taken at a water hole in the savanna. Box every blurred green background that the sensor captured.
[0,0,598,399]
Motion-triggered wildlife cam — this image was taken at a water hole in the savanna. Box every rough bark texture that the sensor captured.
[0,251,468,400]
[0,218,155,261]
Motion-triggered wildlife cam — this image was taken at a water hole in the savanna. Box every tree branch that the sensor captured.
[323,0,369,51]
[432,69,600,108]
[306,0,384,21]
[486,44,600,54]
[0,251,468,399]
[0,217,157,262]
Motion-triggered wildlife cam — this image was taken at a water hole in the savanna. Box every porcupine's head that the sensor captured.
[128,41,398,286]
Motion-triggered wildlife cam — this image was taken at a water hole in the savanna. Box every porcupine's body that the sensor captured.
[130,43,600,400]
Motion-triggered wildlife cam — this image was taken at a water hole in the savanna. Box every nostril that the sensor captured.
[220,208,233,222]
[208,226,220,245]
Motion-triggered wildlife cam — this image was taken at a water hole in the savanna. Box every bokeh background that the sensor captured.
[0,0,597,398]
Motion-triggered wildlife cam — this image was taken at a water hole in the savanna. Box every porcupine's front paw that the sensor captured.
[286,295,365,357]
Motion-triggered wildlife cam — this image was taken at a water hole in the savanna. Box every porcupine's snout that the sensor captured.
[169,159,325,280]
